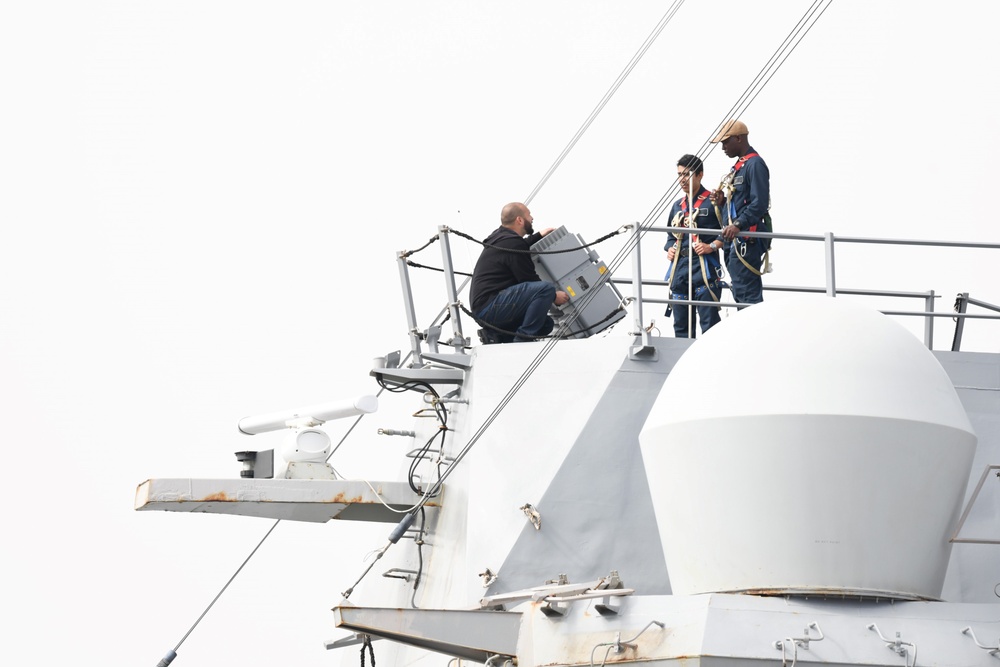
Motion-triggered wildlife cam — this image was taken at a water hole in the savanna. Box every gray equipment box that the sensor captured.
[531,226,626,339]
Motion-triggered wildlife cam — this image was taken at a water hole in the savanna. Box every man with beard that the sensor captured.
[470,202,569,343]
[710,120,770,305]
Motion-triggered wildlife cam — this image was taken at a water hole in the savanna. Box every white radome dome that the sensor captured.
[639,297,976,599]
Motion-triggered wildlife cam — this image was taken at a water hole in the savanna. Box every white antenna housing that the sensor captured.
[238,395,378,435]
[640,297,977,600]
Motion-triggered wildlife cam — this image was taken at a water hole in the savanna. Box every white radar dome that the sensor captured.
[639,297,976,599]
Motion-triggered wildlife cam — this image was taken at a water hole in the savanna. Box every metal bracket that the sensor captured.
[480,571,632,616]
[590,620,665,665]
[426,325,442,354]
[628,332,658,361]
[774,622,823,665]
[962,626,1000,657]
[539,600,568,617]
[373,365,465,387]
[594,596,623,616]
[868,623,916,667]
[520,503,541,530]
[594,570,625,616]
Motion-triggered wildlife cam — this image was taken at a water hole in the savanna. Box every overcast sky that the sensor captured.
[2,2,998,666]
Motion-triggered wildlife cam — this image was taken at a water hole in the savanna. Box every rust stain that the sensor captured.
[741,587,922,601]
[201,492,231,501]
[329,492,365,504]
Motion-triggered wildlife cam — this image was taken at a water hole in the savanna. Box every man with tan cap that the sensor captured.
[710,119,769,305]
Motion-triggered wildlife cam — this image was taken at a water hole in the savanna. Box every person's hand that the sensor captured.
[538,227,556,237]
[722,224,740,241]
[554,290,570,306]
[710,189,724,207]
[666,246,676,260]
[694,241,715,255]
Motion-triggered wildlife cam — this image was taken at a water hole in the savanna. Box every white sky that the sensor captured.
[2,2,998,666]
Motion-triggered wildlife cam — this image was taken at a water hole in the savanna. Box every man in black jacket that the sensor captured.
[470,202,569,343]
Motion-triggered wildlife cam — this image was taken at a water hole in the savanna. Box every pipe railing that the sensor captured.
[398,226,999,358]
[630,225,1000,349]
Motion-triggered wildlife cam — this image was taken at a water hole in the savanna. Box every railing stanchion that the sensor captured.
[824,231,837,297]
[630,224,650,349]
[397,251,424,366]
[438,226,466,352]
[923,290,935,349]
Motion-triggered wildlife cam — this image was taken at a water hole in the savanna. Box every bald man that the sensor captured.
[470,202,569,343]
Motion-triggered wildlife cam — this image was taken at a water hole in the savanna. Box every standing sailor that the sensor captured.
[710,119,770,305]
[664,154,724,337]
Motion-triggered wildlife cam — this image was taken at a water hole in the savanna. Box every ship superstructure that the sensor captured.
[138,221,1000,667]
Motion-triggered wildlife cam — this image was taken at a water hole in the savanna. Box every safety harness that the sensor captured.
[666,190,724,310]
[716,152,772,277]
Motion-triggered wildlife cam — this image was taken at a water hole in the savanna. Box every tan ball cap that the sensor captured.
[711,120,749,143]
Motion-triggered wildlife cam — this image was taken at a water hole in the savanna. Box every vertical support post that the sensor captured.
[437,226,466,352]
[951,292,968,352]
[629,224,656,360]
[630,224,647,342]
[923,289,935,350]
[397,251,423,366]
[824,232,837,297]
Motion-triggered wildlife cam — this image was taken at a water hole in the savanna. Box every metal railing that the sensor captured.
[396,225,1000,364]
[626,225,1000,351]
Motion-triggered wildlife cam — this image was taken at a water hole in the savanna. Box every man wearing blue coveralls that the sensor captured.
[710,120,770,305]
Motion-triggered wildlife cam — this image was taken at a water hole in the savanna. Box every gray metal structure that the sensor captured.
[530,225,627,339]
[137,226,1000,667]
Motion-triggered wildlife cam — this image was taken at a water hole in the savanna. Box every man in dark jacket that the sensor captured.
[470,202,569,343]
[664,154,724,337]
[710,119,770,305]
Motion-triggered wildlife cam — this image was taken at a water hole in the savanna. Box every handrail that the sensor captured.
[399,226,999,353]
[637,227,1000,349]
[655,226,1000,250]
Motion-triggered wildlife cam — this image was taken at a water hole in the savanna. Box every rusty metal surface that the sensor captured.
[134,478,438,523]
[333,606,521,662]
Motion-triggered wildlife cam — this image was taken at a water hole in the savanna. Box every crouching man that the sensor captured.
[470,202,569,343]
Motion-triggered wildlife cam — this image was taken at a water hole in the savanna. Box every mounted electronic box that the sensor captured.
[531,226,626,339]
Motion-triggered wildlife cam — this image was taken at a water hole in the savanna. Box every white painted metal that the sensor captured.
[134,478,431,523]
[136,268,1000,667]
[280,427,332,463]
[237,395,378,435]
[640,297,978,599]
[510,593,1000,667]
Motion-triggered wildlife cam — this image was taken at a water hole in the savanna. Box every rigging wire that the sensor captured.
[524,0,687,205]
[152,368,412,666]
[360,0,838,568]
[641,0,834,232]
[339,0,838,601]
[153,2,834,660]
[617,0,835,275]
[156,0,679,641]
[153,520,281,667]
